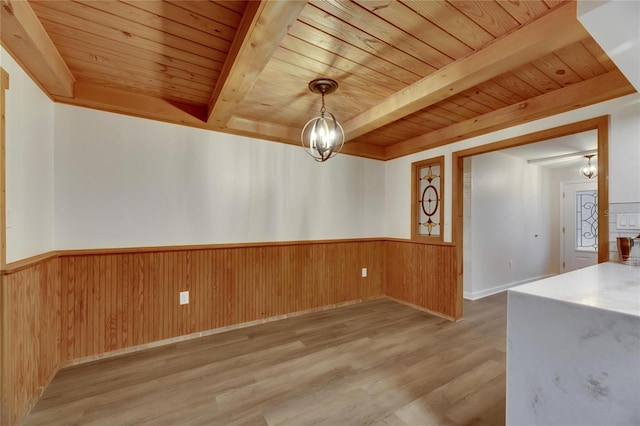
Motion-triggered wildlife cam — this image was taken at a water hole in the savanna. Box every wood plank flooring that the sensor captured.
[24,293,507,426]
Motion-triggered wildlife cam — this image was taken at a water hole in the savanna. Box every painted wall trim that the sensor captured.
[463,274,555,301]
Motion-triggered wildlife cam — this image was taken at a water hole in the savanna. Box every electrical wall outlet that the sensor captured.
[362,267,367,278]
[179,291,189,305]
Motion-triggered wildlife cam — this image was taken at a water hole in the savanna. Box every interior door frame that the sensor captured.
[452,116,609,318]
[1,67,8,270]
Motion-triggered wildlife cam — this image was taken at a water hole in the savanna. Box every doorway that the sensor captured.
[452,116,609,318]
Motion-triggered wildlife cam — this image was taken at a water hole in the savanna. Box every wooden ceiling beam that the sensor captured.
[0,0,74,97]
[384,70,636,160]
[227,116,386,160]
[342,1,589,141]
[226,116,299,143]
[60,81,209,128]
[207,0,307,128]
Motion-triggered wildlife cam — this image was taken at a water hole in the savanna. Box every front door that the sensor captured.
[562,181,598,272]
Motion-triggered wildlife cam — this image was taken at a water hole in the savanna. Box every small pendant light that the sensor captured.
[301,78,344,162]
[579,154,598,179]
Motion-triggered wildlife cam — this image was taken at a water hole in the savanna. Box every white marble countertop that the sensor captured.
[509,262,640,317]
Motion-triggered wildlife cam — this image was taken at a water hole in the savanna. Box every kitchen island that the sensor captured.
[506,262,640,426]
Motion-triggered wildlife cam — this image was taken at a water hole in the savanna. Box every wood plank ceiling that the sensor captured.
[1,0,636,160]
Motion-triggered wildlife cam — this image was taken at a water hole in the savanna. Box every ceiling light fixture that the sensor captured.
[579,154,598,179]
[301,78,344,162]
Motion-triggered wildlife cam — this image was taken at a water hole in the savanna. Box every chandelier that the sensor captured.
[301,78,344,162]
[579,154,598,179]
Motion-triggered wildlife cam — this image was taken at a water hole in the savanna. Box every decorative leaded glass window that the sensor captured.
[411,156,444,242]
[576,190,598,251]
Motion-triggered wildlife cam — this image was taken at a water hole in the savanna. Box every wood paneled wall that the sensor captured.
[58,240,385,361]
[385,241,458,320]
[1,257,61,426]
[1,238,460,425]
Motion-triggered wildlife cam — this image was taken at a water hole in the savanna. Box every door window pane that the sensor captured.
[418,163,441,237]
[411,156,444,242]
[576,190,597,250]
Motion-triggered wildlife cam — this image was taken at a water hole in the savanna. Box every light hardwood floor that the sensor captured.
[25,293,507,426]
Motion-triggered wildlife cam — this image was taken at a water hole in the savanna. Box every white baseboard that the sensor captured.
[463,274,555,300]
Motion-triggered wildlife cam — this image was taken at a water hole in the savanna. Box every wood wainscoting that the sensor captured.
[385,240,459,320]
[1,256,61,426]
[57,240,385,362]
[1,238,459,425]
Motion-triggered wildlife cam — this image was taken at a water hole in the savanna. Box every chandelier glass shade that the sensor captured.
[301,79,344,162]
[579,154,598,179]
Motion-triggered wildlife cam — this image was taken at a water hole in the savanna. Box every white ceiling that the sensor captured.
[501,130,598,169]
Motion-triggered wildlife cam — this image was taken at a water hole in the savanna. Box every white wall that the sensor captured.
[463,152,555,299]
[385,92,640,241]
[54,104,385,249]
[609,100,640,203]
[1,48,55,263]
